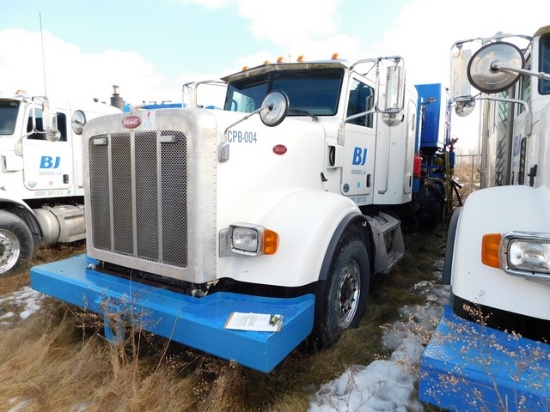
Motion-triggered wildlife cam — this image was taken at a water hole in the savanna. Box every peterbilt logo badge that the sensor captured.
[122,116,141,128]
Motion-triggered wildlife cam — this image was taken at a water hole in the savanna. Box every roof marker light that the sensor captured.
[331,53,339,60]
[297,55,304,62]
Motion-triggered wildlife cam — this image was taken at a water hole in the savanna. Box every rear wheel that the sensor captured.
[0,211,34,275]
[312,237,370,349]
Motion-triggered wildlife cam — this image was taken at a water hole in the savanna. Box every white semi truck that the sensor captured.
[30,55,450,372]
[0,90,122,275]
[420,27,550,410]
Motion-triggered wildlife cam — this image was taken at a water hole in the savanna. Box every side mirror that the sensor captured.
[455,99,476,117]
[451,48,474,100]
[467,41,525,94]
[42,100,61,141]
[260,91,289,126]
[219,91,290,162]
[385,64,405,113]
[71,110,87,135]
[42,100,52,130]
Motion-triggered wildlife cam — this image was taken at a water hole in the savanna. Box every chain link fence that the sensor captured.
[450,153,480,208]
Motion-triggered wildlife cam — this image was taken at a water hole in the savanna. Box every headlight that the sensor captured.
[232,227,260,254]
[495,232,550,279]
[504,235,550,274]
[225,223,279,256]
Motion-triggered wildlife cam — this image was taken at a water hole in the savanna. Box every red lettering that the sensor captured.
[122,116,141,128]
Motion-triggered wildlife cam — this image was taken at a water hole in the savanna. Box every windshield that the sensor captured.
[224,68,344,116]
[0,100,20,135]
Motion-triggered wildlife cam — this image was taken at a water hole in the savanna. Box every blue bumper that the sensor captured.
[419,306,550,411]
[30,254,315,373]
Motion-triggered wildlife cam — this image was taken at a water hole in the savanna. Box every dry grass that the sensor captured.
[0,225,447,411]
[0,241,86,297]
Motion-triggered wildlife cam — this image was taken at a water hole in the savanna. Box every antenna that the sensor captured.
[39,12,48,96]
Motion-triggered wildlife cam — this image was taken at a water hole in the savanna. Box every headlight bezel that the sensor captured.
[500,232,550,280]
[219,223,279,257]
[231,225,261,255]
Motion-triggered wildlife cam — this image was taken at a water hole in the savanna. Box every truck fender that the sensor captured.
[317,212,374,282]
[270,192,370,286]
[0,191,42,242]
[305,209,373,350]
[451,185,550,321]
[221,190,370,287]
[442,206,461,285]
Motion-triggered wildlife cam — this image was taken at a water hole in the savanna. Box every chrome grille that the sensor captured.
[88,130,188,268]
[134,132,159,261]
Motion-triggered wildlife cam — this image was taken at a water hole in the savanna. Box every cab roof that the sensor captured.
[221,59,352,83]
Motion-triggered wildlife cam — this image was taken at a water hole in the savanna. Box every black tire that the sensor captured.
[423,181,446,229]
[0,211,34,275]
[312,238,370,349]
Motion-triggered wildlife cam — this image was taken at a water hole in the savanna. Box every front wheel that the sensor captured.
[0,211,34,275]
[312,238,370,349]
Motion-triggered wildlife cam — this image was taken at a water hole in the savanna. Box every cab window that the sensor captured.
[518,74,530,115]
[0,100,19,135]
[27,110,67,141]
[26,109,45,139]
[346,79,374,128]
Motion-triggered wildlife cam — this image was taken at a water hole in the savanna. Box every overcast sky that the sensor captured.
[2,0,550,145]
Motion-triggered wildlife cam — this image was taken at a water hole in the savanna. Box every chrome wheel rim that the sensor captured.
[337,259,361,328]
[0,230,20,273]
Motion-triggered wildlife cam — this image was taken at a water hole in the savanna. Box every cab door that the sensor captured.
[341,78,376,205]
[22,107,74,194]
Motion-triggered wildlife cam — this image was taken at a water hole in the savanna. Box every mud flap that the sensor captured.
[30,254,315,373]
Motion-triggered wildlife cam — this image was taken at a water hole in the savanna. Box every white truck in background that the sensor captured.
[420,26,550,410]
[0,89,122,275]
[30,55,451,372]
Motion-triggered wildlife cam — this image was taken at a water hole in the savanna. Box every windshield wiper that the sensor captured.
[288,109,319,122]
